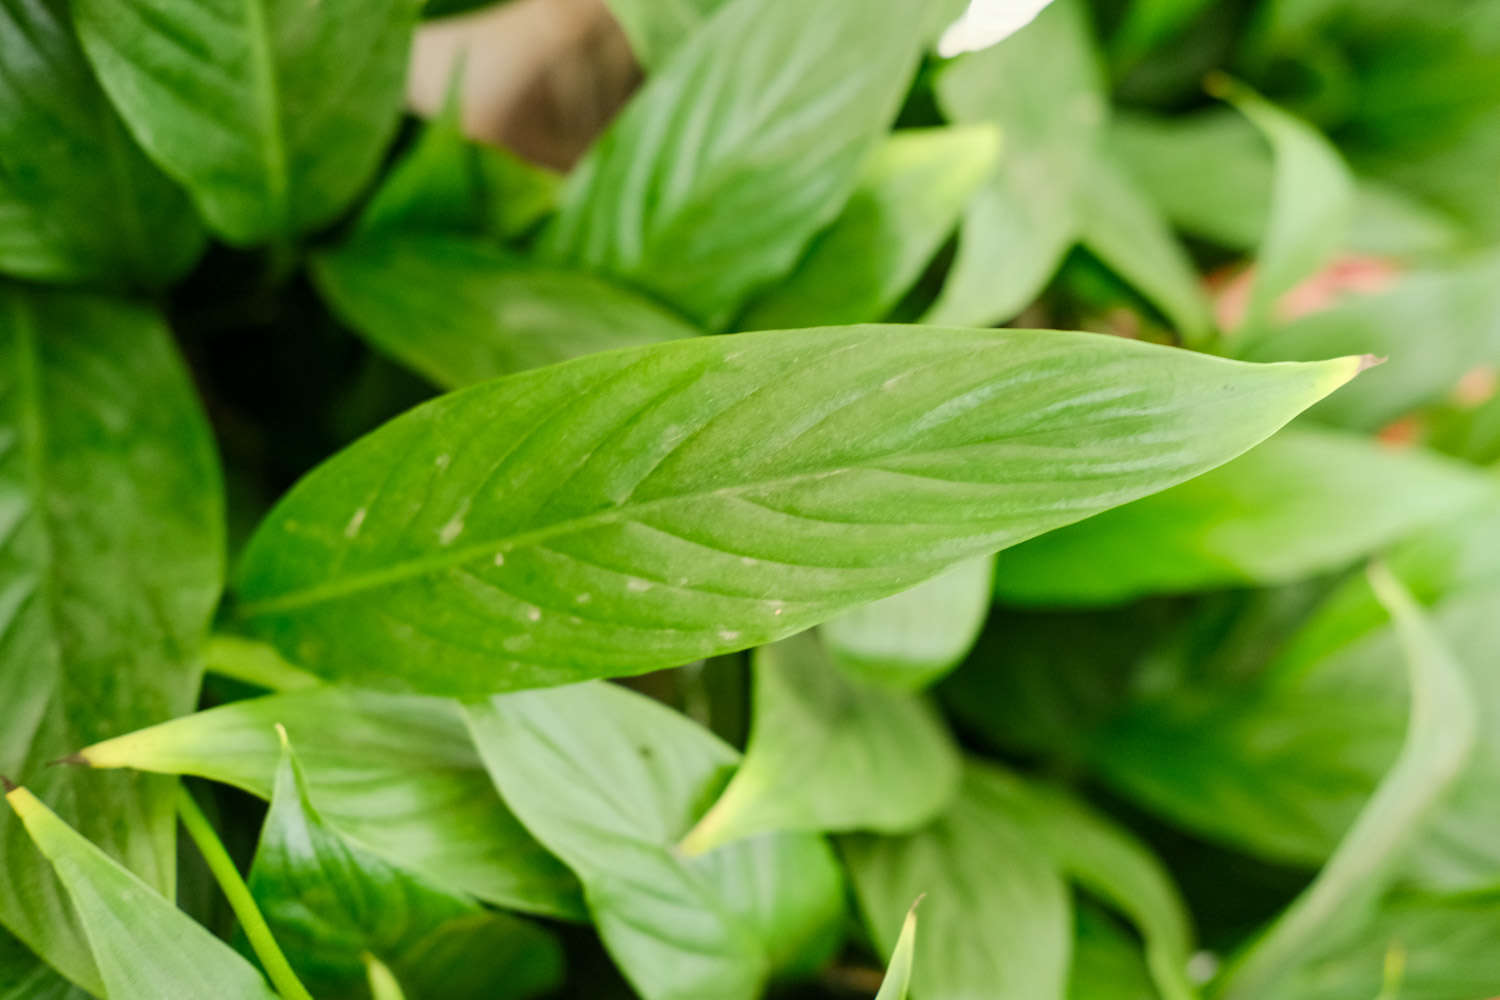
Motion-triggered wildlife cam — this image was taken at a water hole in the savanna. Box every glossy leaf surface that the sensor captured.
[234,325,1362,697]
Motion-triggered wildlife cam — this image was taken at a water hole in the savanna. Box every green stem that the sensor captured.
[176,786,315,1000]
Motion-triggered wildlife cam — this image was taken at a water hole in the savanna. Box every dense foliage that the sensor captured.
[3,0,1499,998]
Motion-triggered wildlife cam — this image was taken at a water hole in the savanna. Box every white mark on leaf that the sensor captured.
[718,629,741,642]
[626,578,652,593]
[344,507,367,539]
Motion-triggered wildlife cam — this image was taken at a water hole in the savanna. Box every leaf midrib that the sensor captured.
[241,0,288,228]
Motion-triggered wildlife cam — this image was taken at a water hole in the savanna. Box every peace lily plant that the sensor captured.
[3,0,1500,998]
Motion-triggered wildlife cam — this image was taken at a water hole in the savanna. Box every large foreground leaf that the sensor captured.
[681,631,960,853]
[233,325,1362,696]
[77,688,582,920]
[0,0,203,287]
[465,682,845,1000]
[541,0,935,328]
[5,787,276,1000]
[247,735,562,1000]
[0,288,223,992]
[992,429,1491,604]
[71,0,419,244]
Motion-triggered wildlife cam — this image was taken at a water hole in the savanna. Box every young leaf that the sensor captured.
[993,428,1492,604]
[823,555,995,691]
[312,237,697,389]
[464,682,846,1000]
[0,0,203,287]
[925,0,1105,326]
[843,764,1073,1000]
[0,288,223,993]
[681,630,961,854]
[873,901,920,1000]
[71,0,421,245]
[247,733,563,1000]
[540,0,936,328]
[76,688,583,920]
[1214,565,1477,1000]
[233,324,1364,697]
[1211,79,1355,337]
[739,126,1001,330]
[4,786,278,1000]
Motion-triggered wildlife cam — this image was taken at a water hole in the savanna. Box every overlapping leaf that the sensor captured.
[233,325,1363,697]
[0,288,223,993]
[465,682,845,1000]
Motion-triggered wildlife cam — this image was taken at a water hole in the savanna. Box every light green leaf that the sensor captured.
[1069,906,1161,1000]
[312,236,697,388]
[77,687,583,921]
[844,763,1073,1000]
[232,324,1363,697]
[604,0,725,68]
[0,0,203,287]
[1076,154,1213,343]
[464,682,845,1000]
[1211,80,1355,337]
[823,556,995,691]
[353,105,559,242]
[1214,565,1477,1000]
[364,955,406,1000]
[71,0,420,245]
[993,428,1491,604]
[681,630,960,854]
[740,126,1000,330]
[874,901,920,1000]
[0,288,223,993]
[925,0,1107,327]
[541,0,933,328]
[248,734,562,1000]
[1240,253,1500,431]
[4,786,277,1000]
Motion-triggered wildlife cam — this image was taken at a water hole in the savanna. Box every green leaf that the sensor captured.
[248,733,563,1000]
[1068,906,1161,1000]
[4,786,277,1000]
[925,0,1107,327]
[823,555,995,691]
[0,0,204,287]
[0,929,88,1000]
[1211,80,1355,337]
[1272,888,1500,1000]
[844,763,1073,1000]
[1240,253,1500,431]
[873,901,920,1000]
[352,105,559,242]
[313,236,698,388]
[232,324,1364,697]
[680,630,960,854]
[464,682,846,1000]
[992,428,1492,604]
[540,0,933,328]
[0,287,223,993]
[1076,154,1213,343]
[1214,565,1477,1000]
[364,955,406,1000]
[77,687,583,920]
[604,0,725,68]
[71,0,420,245]
[740,126,1000,330]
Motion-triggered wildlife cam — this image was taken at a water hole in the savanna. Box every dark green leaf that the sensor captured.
[78,688,583,920]
[740,126,1000,330]
[247,734,562,1000]
[313,236,697,388]
[4,787,277,1000]
[1068,906,1161,1000]
[464,682,846,1000]
[681,630,960,853]
[0,0,203,287]
[1214,566,1476,1000]
[232,325,1363,697]
[823,556,994,691]
[0,929,88,1000]
[844,763,1073,1000]
[72,0,420,244]
[541,0,934,328]
[0,287,223,993]
[993,429,1491,604]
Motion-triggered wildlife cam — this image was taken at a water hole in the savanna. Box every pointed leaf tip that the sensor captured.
[1357,354,1387,373]
[1,775,16,794]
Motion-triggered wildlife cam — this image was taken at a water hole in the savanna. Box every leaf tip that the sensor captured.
[48,753,87,768]
[1,775,16,794]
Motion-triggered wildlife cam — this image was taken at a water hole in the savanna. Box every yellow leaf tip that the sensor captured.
[1356,354,1387,374]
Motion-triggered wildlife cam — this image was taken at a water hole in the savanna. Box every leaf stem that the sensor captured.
[176,785,315,1000]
